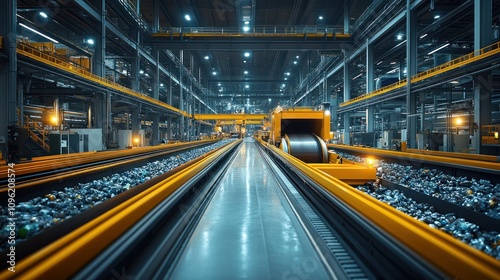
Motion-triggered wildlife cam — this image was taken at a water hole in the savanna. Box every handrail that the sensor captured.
[16,43,189,118]
[340,41,500,108]
[17,108,51,152]
[153,25,349,38]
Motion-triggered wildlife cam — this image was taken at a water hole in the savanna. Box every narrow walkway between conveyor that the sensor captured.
[169,138,331,280]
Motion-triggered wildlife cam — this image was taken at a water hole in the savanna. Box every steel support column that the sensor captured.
[179,50,184,141]
[153,45,160,100]
[94,0,106,77]
[344,0,350,34]
[153,0,159,32]
[131,105,140,146]
[406,1,418,149]
[343,57,351,145]
[473,0,493,154]
[0,0,17,161]
[151,113,159,145]
[366,39,375,134]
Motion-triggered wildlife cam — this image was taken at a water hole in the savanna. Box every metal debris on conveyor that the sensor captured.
[337,152,500,260]
[0,140,235,251]
[357,184,500,260]
[338,153,500,219]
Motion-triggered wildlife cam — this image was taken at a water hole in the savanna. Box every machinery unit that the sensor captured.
[268,106,331,163]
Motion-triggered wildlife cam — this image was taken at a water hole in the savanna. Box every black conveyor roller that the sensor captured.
[280,133,328,163]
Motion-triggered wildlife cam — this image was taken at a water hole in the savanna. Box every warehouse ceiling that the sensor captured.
[14,0,500,117]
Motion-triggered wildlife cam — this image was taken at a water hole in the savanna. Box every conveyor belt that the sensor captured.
[168,138,334,279]
[5,138,499,279]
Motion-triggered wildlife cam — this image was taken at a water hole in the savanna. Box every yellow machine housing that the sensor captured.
[270,106,331,145]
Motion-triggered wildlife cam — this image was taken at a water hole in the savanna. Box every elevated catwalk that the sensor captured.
[170,138,331,279]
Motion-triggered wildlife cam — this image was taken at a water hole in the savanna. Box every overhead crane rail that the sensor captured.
[15,43,188,117]
[193,113,267,121]
[152,26,350,39]
[340,41,500,108]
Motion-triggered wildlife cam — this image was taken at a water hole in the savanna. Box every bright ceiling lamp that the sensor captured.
[19,23,59,43]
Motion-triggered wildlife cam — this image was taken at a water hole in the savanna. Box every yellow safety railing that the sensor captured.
[340,41,500,108]
[16,43,188,117]
[153,26,350,38]
[17,108,51,152]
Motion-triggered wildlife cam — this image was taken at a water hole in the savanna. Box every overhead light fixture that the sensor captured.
[244,52,250,57]
[419,33,428,39]
[218,83,221,86]
[285,72,290,76]
[139,69,144,74]
[160,83,164,87]
[86,38,94,45]
[428,43,449,55]
[244,71,248,74]
[19,23,59,43]
[204,56,209,60]
[185,15,191,21]
[434,15,440,19]
[243,60,247,63]
[296,55,299,59]
[243,26,250,32]
[318,16,323,20]
[39,11,48,18]
[212,71,217,75]
[245,21,250,25]
[352,73,362,80]
[450,80,459,84]
[293,61,297,64]
[284,78,288,80]
[245,85,249,89]
[396,34,403,40]
[376,61,383,65]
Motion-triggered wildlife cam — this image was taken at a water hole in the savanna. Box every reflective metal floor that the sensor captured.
[169,138,331,280]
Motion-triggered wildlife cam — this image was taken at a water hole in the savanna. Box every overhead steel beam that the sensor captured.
[72,0,216,114]
[293,0,425,106]
[211,94,291,98]
[152,40,352,51]
[209,79,292,83]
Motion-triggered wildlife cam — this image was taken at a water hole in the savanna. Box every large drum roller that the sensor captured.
[280,133,328,163]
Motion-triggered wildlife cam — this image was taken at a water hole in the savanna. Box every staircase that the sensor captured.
[17,109,51,157]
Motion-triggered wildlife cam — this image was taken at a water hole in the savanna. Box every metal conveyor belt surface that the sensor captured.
[169,138,332,279]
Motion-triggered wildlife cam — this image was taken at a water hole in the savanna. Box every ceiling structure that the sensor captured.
[14,0,500,126]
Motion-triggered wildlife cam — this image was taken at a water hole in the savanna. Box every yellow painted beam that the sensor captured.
[328,144,500,172]
[0,139,242,279]
[194,113,267,120]
[153,32,350,39]
[261,141,500,279]
[340,41,500,108]
[16,43,187,117]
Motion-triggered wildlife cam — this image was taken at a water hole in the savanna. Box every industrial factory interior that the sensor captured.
[0,0,499,279]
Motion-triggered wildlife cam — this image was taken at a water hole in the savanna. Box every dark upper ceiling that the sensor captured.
[14,0,500,116]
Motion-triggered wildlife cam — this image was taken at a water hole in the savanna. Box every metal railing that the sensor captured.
[16,43,187,117]
[154,25,349,37]
[340,41,500,108]
[17,108,50,152]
